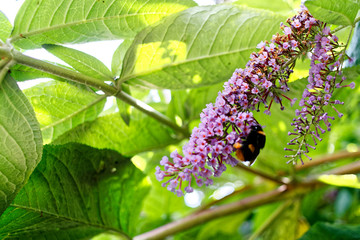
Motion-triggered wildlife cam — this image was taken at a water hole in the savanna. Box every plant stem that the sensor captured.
[0,46,189,137]
[133,186,290,240]
[195,185,253,212]
[236,163,286,185]
[296,150,360,171]
[133,160,360,240]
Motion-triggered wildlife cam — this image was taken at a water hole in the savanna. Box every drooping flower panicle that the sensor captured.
[156,7,353,196]
[284,24,355,164]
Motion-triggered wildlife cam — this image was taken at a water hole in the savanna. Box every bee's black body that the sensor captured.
[235,125,266,165]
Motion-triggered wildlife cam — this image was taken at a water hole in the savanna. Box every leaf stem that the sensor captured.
[0,46,190,137]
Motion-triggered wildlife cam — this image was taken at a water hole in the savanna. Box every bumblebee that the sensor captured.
[234,125,266,165]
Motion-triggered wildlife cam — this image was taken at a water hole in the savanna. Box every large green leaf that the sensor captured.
[10,0,197,49]
[120,5,285,89]
[0,11,12,42]
[43,44,113,81]
[0,75,42,215]
[347,22,360,67]
[0,143,150,239]
[304,0,360,26]
[233,0,300,15]
[23,80,106,144]
[112,40,133,77]
[300,222,360,240]
[53,111,178,156]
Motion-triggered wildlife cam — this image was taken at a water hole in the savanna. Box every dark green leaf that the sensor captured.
[0,143,150,238]
[120,5,285,89]
[0,11,12,42]
[43,44,113,81]
[300,222,360,240]
[11,0,197,49]
[53,111,178,156]
[23,80,106,144]
[335,188,353,218]
[305,0,360,26]
[0,75,42,215]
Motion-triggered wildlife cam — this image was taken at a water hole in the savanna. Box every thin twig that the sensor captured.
[295,150,360,171]
[133,186,290,240]
[0,46,190,137]
[305,160,360,184]
[236,163,286,185]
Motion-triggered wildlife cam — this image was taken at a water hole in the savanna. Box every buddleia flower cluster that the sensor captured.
[155,7,351,196]
[285,25,355,164]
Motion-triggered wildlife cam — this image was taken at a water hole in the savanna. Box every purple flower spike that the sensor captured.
[286,19,352,164]
[156,6,350,195]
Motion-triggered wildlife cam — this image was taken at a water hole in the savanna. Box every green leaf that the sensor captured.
[253,200,301,240]
[0,75,42,215]
[120,5,285,89]
[116,84,132,126]
[10,64,65,82]
[166,82,223,123]
[318,174,360,188]
[233,0,299,15]
[334,188,353,218]
[43,44,113,81]
[0,143,150,238]
[11,0,197,49]
[304,0,360,26]
[195,212,249,240]
[347,22,360,67]
[112,40,133,77]
[23,80,106,144]
[53,111,178,156]
[0,11,12,42]
[3,227,102,240]
[300,222,360,240]
[135,151,191,234]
